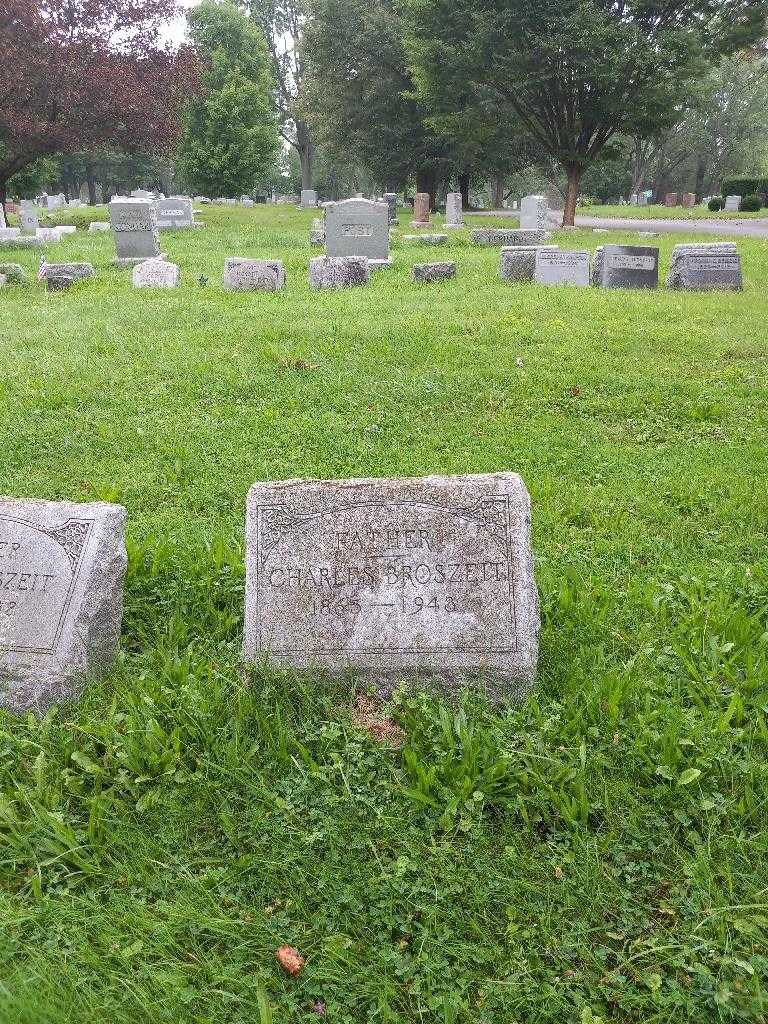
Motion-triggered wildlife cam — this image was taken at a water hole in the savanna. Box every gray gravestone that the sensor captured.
[42,263,95,292]
[500,245,559,283]
[0,263,25,284]
[412,262,456,283]
[243,472,539,698]
[0,205,5,229]
[724,195,741,212]
[445,192,463,228]
[0,236,42,249]
[520,195,549,230]
[592,244,658,289]
[309,256,369,289]
[108,198,162,266]
[301,190,318,208]
[0,229,21,242]
[19,203,39,233]
[88,221,110,233]
[666,242,742,291]
[223,258,286,291]
[133,259,180,288]
[155,197,194,229]
[402,234,448,245]
[534,249,590,287]
[383,193,398,225]
[325,199,390,266]
[0,497,127,714]
[36,228,64,243]
[130,189,153,199]
[472,228,551,246]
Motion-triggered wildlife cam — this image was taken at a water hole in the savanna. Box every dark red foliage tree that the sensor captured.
[0,0,201,203]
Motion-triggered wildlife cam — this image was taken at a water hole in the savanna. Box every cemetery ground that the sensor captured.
[579,202,768,222]
[1,204,767,1024]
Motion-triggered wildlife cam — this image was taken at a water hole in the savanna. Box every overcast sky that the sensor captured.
[161,0,198,45]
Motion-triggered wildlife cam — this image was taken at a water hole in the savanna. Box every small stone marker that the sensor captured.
[0,263,25,284]
[534,249,590,287]
[412,262,456,283]
[680,192,696,208]
[592,244,659,289]
[472,228,551,246]
[243,472,539,696]
[664,193,678,207]
[133,259,180,289]
[520,195,549,230]
[0,236,42,249]
[500,245,559,283]
[325,199,391,266]
[0,497,127,714]
[445,192,463,228]
[0,205,5,229]
[301,190,318,208]
[666,242,742,291]
[223,258,286,291]
[155,197,194,229]
[36,228,65,243]
[401,234,448,245]
[0,228,21,241]
[309,256,369,289]
[19,203,39,233]
[108,197,163,266]
[131,189,153,199]
[383,193,398,225]
[57,226,77,235]
[43,263,95,291]
[88,221,110,233]
[411,192,430,227]
[724,195,741,212]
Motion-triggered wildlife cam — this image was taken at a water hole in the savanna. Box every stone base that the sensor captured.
[412,261,456,283]
[368,259,393,270]
[410,220,430,228]
[113,254,166,268]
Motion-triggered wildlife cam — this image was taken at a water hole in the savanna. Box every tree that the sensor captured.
[304,0,454,204]
[249,0,316,189]
[0,0,200,208]
[178,0,279,196]
[406,0,768,224]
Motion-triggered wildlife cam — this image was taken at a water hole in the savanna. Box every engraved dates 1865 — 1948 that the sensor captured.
[244,473,539,698]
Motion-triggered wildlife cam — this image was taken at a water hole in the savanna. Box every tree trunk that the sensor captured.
[86,162,97,205]
[694,155,707,202]
[458,171,470,210]
[491,174,504,209]
[562,165,581,226]
[295,119,314,190]
[416,168,437,210]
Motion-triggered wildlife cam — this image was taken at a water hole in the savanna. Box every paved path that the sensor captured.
[472,209,768,238]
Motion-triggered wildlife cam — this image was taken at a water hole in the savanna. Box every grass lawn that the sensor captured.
[578,203,768,221]
[1,205,767,1024]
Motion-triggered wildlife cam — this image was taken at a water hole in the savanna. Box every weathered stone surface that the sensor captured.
[108,197,161,263]
[0,205,5,229]
[57,226,77,235]
[401,234,448,245]
[223,258,286,291]
[155,197,194,229]
[310,228,325,246]
[724,195,741,212]
[500,245,559,283]
[0,228,21,241]
[664,193,678,207]
[520,195,549,230]
[411,192,430,226]
[36,228,65,243]
[666,242,742,291]
[309,256,369,289]
[19,204,39,233]
[383,193,398,225]
[592,244,659,289]
[534,249,590,286]
[0,497,127,714]
[0,275,6,288]
[325,199,390,263]
[243,472,539,697]
[0,263,25,284]
[42,263,95,291]
[412,261,456,283]
[445,192,463,228]
[680,192,696,208]
[88,221,111,233]
[133,259,180,288]
[473,228,551,246]
[131,189,153,199]
[301,190,318,208]
[0,236,42,249]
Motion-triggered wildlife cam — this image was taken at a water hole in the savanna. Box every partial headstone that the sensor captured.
[133,259,180,289]
[19,203,39,233]
[0,497,127,715]
[500,245,559,283]
[637,194,648,206]
[0,274,6,288]
[592,245,659,289]
[310,217,325,246]
[472,228,551,246]
[57,226,77,235]
[325,199,391,267]
[445,192,463,228]
[155,197,194,229]
[666,242,742,291]
[223,258,286,292]
[301,190,318,208]
[680,192,696,208]
[411,192,430,227]
[241,198,255,208]
[42,262,95,292]
[195,196,212,204]
[520,195,549,230]
[108,198,162,266]
[664,193,678,207]
[36,228,65,243]
[383,193,398,226]
[0,205,5,229]
[401,234,447,245]
[534,249,590,287]
[412,261,456,283]
[638,231,659,238]
[309,256,369,289]
[0,263,25,284]
[0,228,21,241]
[130,189,153,199]
[0,236,42,249]
[243,471,539,698]
[88,221,111,233]
[724,195,741,212]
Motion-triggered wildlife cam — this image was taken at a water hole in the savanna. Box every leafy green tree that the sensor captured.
[178,0,279,197]
[406,0,768,223]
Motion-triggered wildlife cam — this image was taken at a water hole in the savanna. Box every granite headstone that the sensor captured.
[223,258,286,291]
[534,249,590,286]
[108,198,162,266]
[666,242,742,291]
[325,199,390,266]
[592,245,659,289]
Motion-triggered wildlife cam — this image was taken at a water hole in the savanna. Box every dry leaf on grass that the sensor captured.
[276,945,305,976]
[352,694,406,747]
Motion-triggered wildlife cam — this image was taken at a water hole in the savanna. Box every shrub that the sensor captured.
[708,197,725,211]
[721,176,768,198]
[740,194,762,212]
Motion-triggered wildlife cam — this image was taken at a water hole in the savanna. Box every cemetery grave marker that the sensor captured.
[383,193,398,225]
[666,242,742,291]
[325,199,391,267]
[412,262,456,283]
[534,249,590,287]
[309,256,369,289]
[500,245,559,283]
[155,197,194,229]
[472,228,551,246]
[445,192,463,228]
[592,244,659,289]
[520,195,549,229]
[411,193,430,227]
[19,203,39,233]
[223,258,286,291]
[108,197,163,266]
[402,234,447,245]
[133,259,180,288]
[301,190,318,208]
[724,195,741,212]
